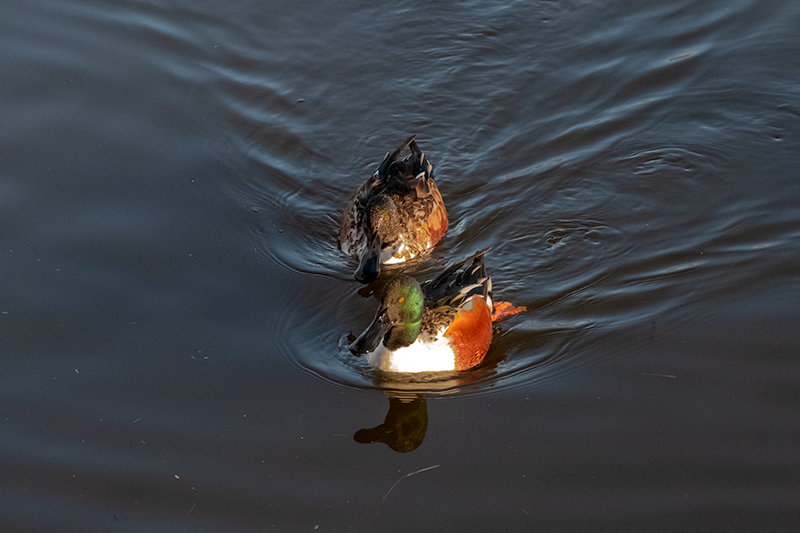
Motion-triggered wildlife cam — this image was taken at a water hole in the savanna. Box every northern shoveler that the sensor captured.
[349,250,525,373]
[339,135,448,283]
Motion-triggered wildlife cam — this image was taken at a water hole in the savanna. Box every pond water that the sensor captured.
[2,0,799,530]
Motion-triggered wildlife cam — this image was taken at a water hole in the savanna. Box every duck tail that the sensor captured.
[377,135,417,178]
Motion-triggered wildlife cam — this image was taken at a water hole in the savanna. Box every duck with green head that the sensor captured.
[349,250,525,373]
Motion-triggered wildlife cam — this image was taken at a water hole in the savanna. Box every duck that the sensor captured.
[349,250,525,373]
[339,135,448,283]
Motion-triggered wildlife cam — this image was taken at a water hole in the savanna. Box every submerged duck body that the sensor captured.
[339,136,448,283]
[349,250,523,373]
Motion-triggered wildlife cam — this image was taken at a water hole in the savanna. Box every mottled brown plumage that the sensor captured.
[339,136,448,283]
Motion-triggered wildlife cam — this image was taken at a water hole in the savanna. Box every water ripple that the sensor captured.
[201,0,797,400]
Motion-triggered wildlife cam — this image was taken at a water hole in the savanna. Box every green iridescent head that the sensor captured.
[349,274,424,355]
[381,275,423,349]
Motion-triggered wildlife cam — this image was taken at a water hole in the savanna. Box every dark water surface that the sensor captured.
[2,0,800,530]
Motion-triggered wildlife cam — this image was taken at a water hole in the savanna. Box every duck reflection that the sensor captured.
[354,394,428,453]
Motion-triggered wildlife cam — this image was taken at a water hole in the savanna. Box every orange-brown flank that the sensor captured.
[425,182,448,246]
[445,296,493,371]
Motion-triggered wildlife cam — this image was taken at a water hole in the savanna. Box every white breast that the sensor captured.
[366,336,456,373]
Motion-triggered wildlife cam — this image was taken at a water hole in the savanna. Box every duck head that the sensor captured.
[354,194,401,283]
[349,275,423,354]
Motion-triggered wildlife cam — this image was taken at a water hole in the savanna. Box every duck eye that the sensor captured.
[399,297,405,303]
[384,215,389,222]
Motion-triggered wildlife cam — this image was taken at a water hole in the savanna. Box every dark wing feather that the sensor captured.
[422,249,492,309]
[376,136,417,189]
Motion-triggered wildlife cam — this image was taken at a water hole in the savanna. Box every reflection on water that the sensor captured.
[354,395,428,453]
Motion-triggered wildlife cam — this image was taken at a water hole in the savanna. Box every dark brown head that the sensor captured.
[354,194,402,283]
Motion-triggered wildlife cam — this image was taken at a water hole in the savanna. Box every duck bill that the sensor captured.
[349,306,392,355]
[354,232,382,283]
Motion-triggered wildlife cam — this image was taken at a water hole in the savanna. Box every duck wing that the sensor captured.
[376,135,437,197]
[422,249,492,311]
